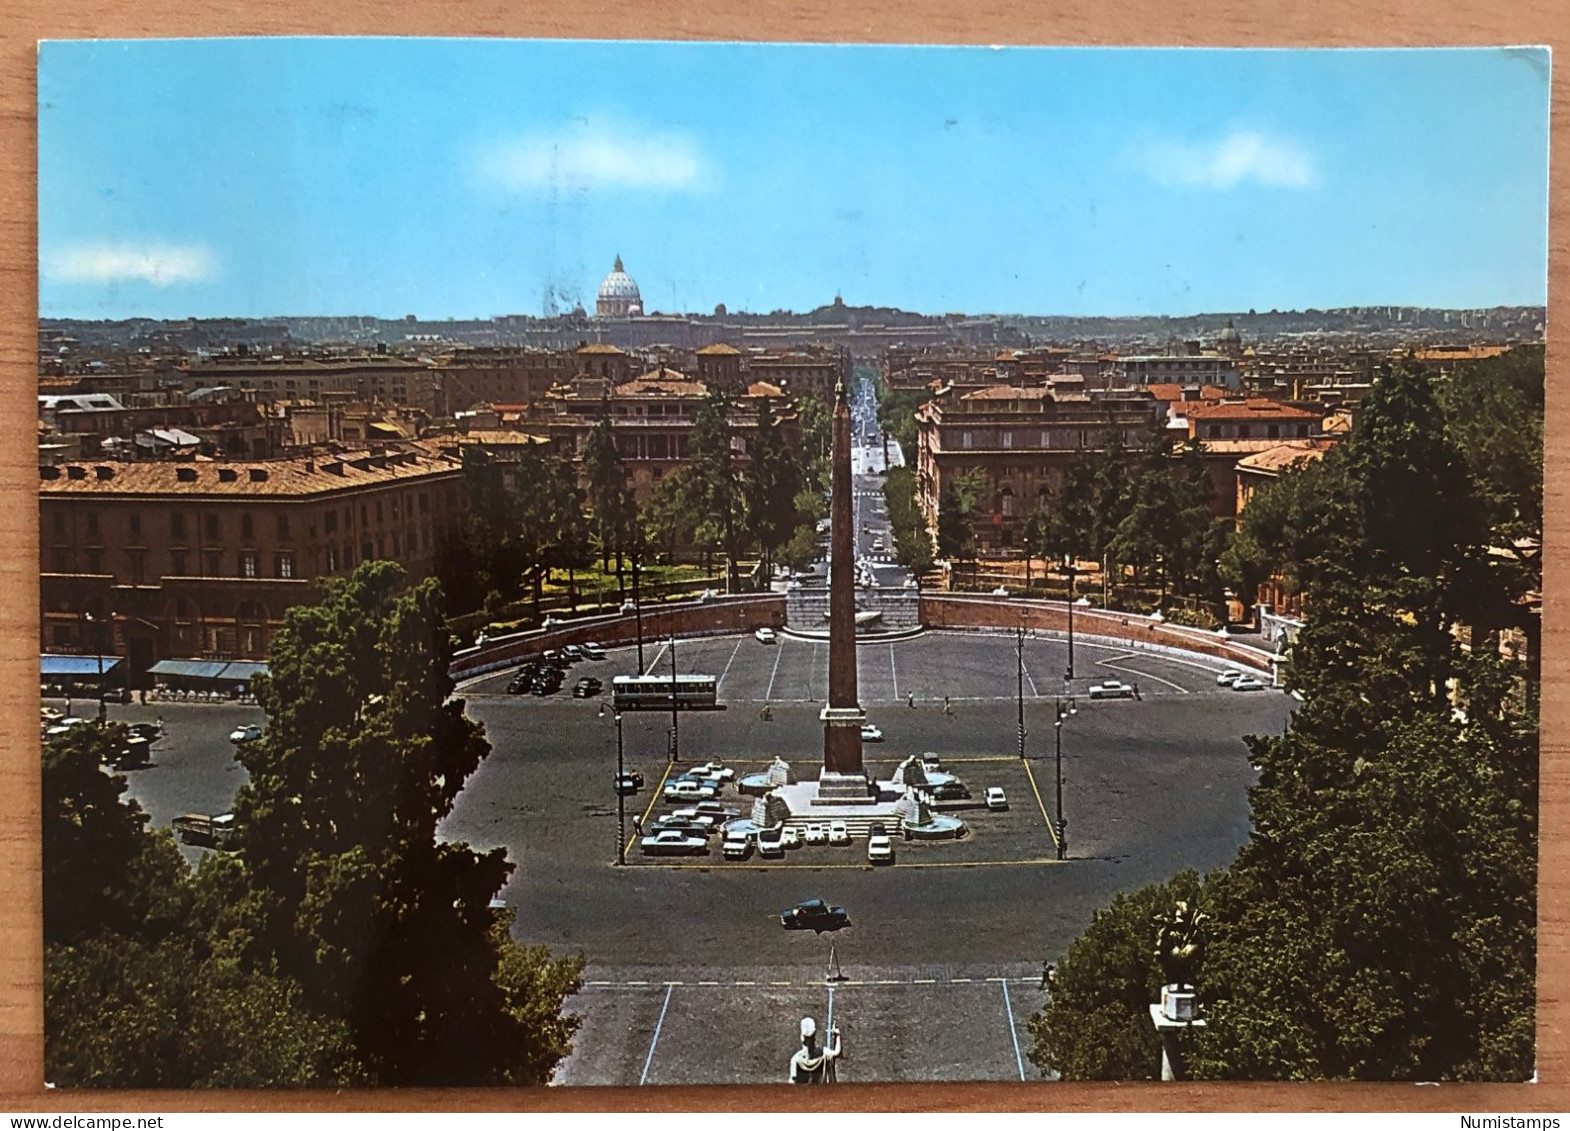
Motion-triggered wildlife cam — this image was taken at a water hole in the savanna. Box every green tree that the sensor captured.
[936,468,988,590]
[688,389,748,590]
[230,562,584,1084]
[746,397,804,580]
[582,417,639,600]
[883,465,935,577]
[1032,362,1538,1083]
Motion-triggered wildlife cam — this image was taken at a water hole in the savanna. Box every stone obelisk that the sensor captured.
[818,379,871,800]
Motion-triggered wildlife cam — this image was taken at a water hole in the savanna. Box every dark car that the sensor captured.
[614,771,644,795]
[572,677,603,698]
[128,722,162,741]
[506,675,532,695]
[868,821,888,838]
[531,678,562,696]
[927,782,972,801]
[780,898,851,933]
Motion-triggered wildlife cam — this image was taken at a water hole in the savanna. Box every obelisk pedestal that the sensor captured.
[818,378,873,802]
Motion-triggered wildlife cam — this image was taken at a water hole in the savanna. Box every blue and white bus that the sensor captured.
[612,674,719,711]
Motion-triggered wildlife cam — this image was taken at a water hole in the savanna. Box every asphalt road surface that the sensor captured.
[79,629,1291,1084]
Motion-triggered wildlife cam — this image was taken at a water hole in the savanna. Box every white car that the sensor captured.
[664,780,717,802]
[803,823,828,846]
[1088,680,1135,700]
[581,642,607,660]
[689,761,736,782]
[986,787,1009,812]
[1216,669,1244,687]
[229,724,263,744]
[828,820,851,846]
[757,827,785,858]
[860,724,884,742]
[1233,677,1267,692]
[640,829,708,856]
[721,830,753,860]
[44,717,90,737]
[920,752,942,769]
[754,627,778,644]
[867,834,895,864]
[781,827,802,850]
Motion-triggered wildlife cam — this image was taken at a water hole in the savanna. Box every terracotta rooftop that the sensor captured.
[1145,383,1228,403]
[746,381,785,397]
[696,343,744,356]
[1412,345,1512,362]
[1178,398,1322,421]
[1236,439,1338,474]
[576,343,626,355]
[615,369,708,397]
[39,443,460,498]
[453,431,552,447]
[961,384,1056,402]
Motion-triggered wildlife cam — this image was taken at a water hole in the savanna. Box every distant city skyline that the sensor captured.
[39,41,1551,321]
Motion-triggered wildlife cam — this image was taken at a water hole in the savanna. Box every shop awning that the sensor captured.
[41,654,123,677]
[218,661,269,682]
[147,659,231,680]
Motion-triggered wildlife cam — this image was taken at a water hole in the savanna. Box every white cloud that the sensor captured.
[478,120,707,193]
[1143,130,1317,190]
[45,241,216,286]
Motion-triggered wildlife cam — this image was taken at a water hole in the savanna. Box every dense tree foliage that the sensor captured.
[44,565,585,1087]
[1030,357,1540,1082]
[884,466,935,576]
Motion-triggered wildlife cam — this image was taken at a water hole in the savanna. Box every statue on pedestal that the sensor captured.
[788,1016,841,1084]
[1154,899,1207,992]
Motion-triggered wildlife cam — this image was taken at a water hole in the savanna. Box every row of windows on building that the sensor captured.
[47,523,441,581]
[51,487,453,544]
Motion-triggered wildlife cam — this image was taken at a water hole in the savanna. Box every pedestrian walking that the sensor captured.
[943,695,952,716]
[907,691,915,709]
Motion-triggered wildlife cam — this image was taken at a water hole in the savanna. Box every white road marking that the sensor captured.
[1096,656,1189,694]
[889,644,899,701]
[1001,979,1026,1081]
[643,643,668,678]
[764,639,786,701]
[716,637,744,693]
[826,984,836,1031]
[640,984,674,1085]
[1021,647,1040,698]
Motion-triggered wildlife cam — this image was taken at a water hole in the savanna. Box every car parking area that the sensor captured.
[625,754,1060,869]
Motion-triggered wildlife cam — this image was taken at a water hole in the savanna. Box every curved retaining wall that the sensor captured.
[450,594,786,682]
[919,594,1280,677]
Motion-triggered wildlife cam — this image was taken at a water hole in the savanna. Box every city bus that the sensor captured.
[612,674,719,711]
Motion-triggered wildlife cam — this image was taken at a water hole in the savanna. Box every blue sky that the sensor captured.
[38,40,1550,320]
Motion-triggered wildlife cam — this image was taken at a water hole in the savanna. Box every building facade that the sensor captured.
[39,444,465,676]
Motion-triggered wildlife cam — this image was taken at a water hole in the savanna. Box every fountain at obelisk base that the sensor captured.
[759,381,966,838]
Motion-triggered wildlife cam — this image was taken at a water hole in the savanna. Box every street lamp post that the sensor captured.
[84,611,106,723]
[1060,558,1079,682]
[1054,696,1076,860]
[668,632,680,764]
[615,712,626,866]
[1016,623,1027,761]
[632,545,645,671]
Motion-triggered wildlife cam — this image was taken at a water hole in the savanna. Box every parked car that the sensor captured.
[868,821,889,837]
[1088,680,1135,700]
[803,823,828,846]
[927,781,972,801]
[780,898,851,932]
[780,827,802,850]
[867,834,895,864]
[562,645,585,662]
[757,827,785,858]
[640,829,708,856]
[229,724,262,744]
[506,675,532,695]
[664,780,718,802]
[860,724,884,742]
[828,820,851,846]
[1216,668,1245,687]
[986,786,1009,811]
[1233,677,1267,692]
[654,815,716,836]
[128,722,162,741]
[109,736,153,769]
[754,627,778,644]
[680,800,742,820]
[689,761,736,782]
[722,829,754,860]
[101,687,132,704]
[581,642,607,660]
[44,718,89,737]
[572,677,603,698]
[614,771,643,795]
[920,753,942,770]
